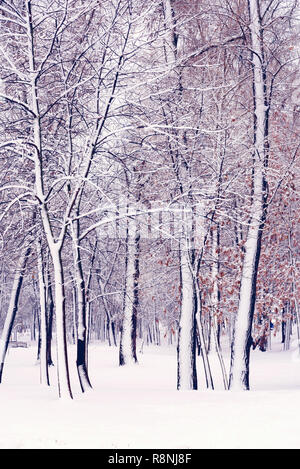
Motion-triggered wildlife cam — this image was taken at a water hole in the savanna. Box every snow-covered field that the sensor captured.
[1,337,300,449]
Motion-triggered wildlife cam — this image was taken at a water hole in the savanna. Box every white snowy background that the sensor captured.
[1,334,300,449]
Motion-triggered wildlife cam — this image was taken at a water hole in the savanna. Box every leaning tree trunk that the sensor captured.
[0,245,31,383]
[229,0,268,390]
[119,215,140,366]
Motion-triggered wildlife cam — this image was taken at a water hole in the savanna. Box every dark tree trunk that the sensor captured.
[46,278,54,366]
[0,246,31,383]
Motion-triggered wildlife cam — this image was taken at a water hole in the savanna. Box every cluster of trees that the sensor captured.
[0,0,299,398]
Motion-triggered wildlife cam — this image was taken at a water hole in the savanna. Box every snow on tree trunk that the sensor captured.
[52,246,73,399]
[119,215,140,366]
[229,0,268,391]
[194,283,214,390]
[26,1,73,399]
[36,239,50,386]
[210,226,221,355]
[70,221,92,392]
[288,228,300,354]
[210,226,228,390]
[75,250,92,391]
[162,0,198,390]
[177,235,197,390]
[0,246,31,383]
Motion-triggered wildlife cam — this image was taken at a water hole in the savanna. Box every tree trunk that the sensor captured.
[229,0,268,390]
[36,239,50,386]
[46,272,54,366]
[177,237,197,390]
[288,228,300,354]
[195,282,214,390]
[26,0,73,399]
[119,215,140,366]
[71,226,92,393]
[0,246,31,383]
[211,226,229,390]
[52,247,73,399]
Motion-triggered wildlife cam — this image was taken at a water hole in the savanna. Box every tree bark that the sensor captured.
[177,237,198,390]
[119,215,140,366]
[71,222,92,392]
[211,226,229,390]
[36,239,50,386]
[52,246,73,399]
[0,246,31,383]
[229,0,268,390]
[26,0,73,399]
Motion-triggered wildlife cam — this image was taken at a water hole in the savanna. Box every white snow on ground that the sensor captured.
[0,336,300,449]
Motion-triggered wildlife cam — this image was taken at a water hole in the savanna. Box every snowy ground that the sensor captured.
[1,336,300,449]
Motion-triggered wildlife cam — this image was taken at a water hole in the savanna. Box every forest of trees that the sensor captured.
[0,0,299,399]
